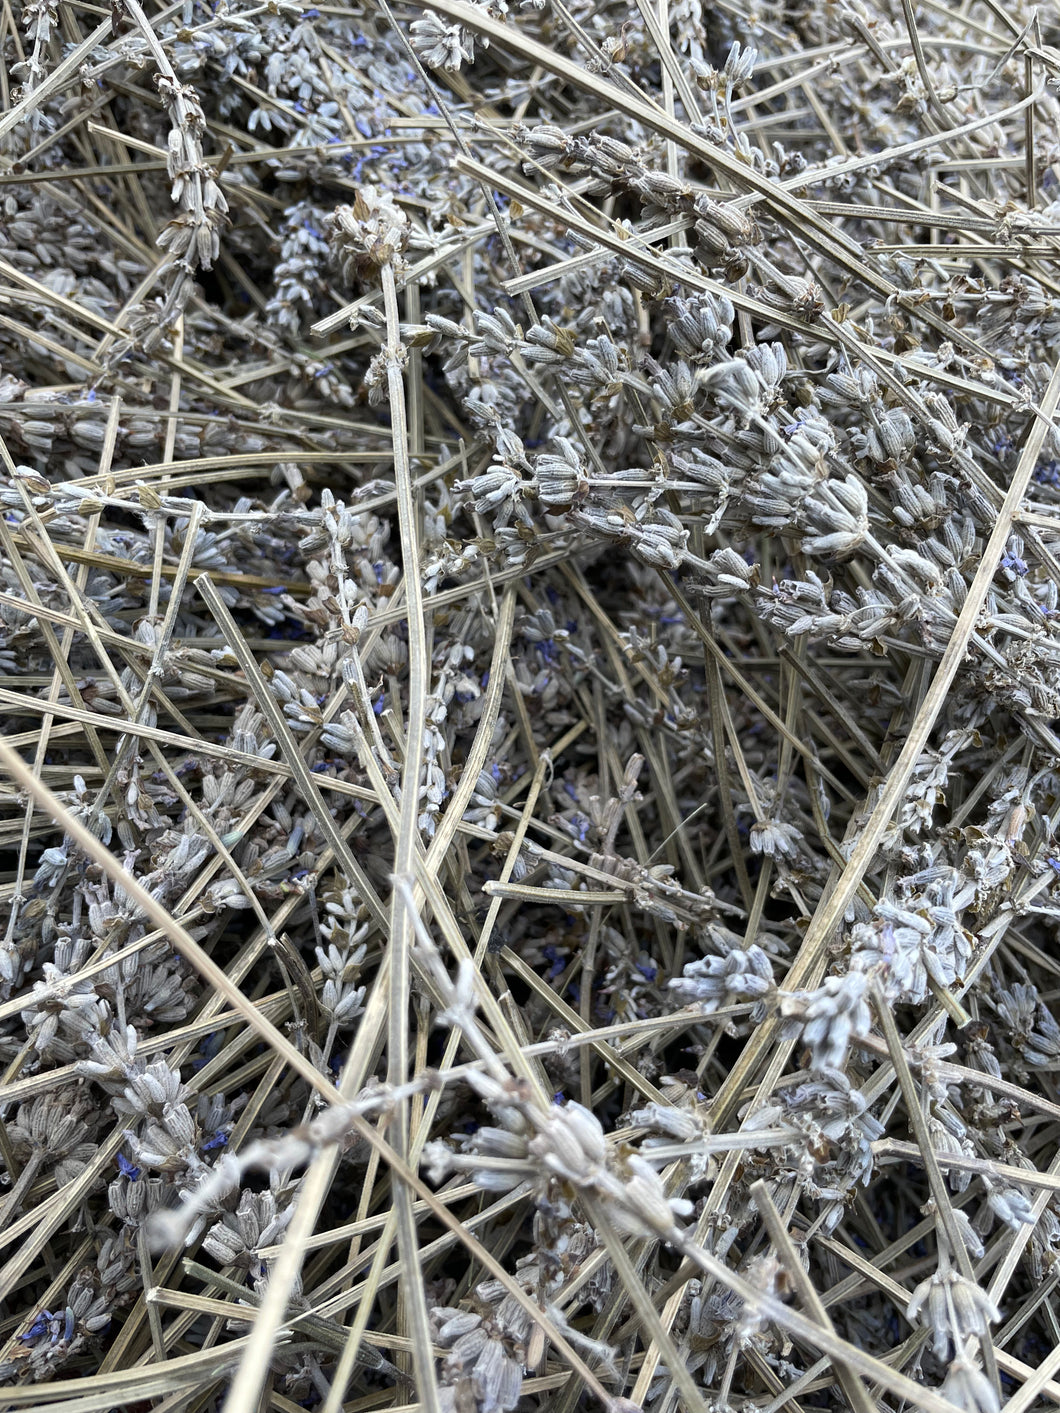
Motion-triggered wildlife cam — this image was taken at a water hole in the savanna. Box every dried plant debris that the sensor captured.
[3,0,1060,1411]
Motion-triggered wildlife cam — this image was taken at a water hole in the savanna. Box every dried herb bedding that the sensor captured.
[0,0,1059,1410]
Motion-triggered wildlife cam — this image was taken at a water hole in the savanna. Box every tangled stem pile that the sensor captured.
[2,0,1060,1410]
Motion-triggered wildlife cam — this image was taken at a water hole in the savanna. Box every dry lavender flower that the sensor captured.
[779,973,873,1070]
[941,1354,1001,1413]
[906,1248,1001,1359]
[669,946,774,1014]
